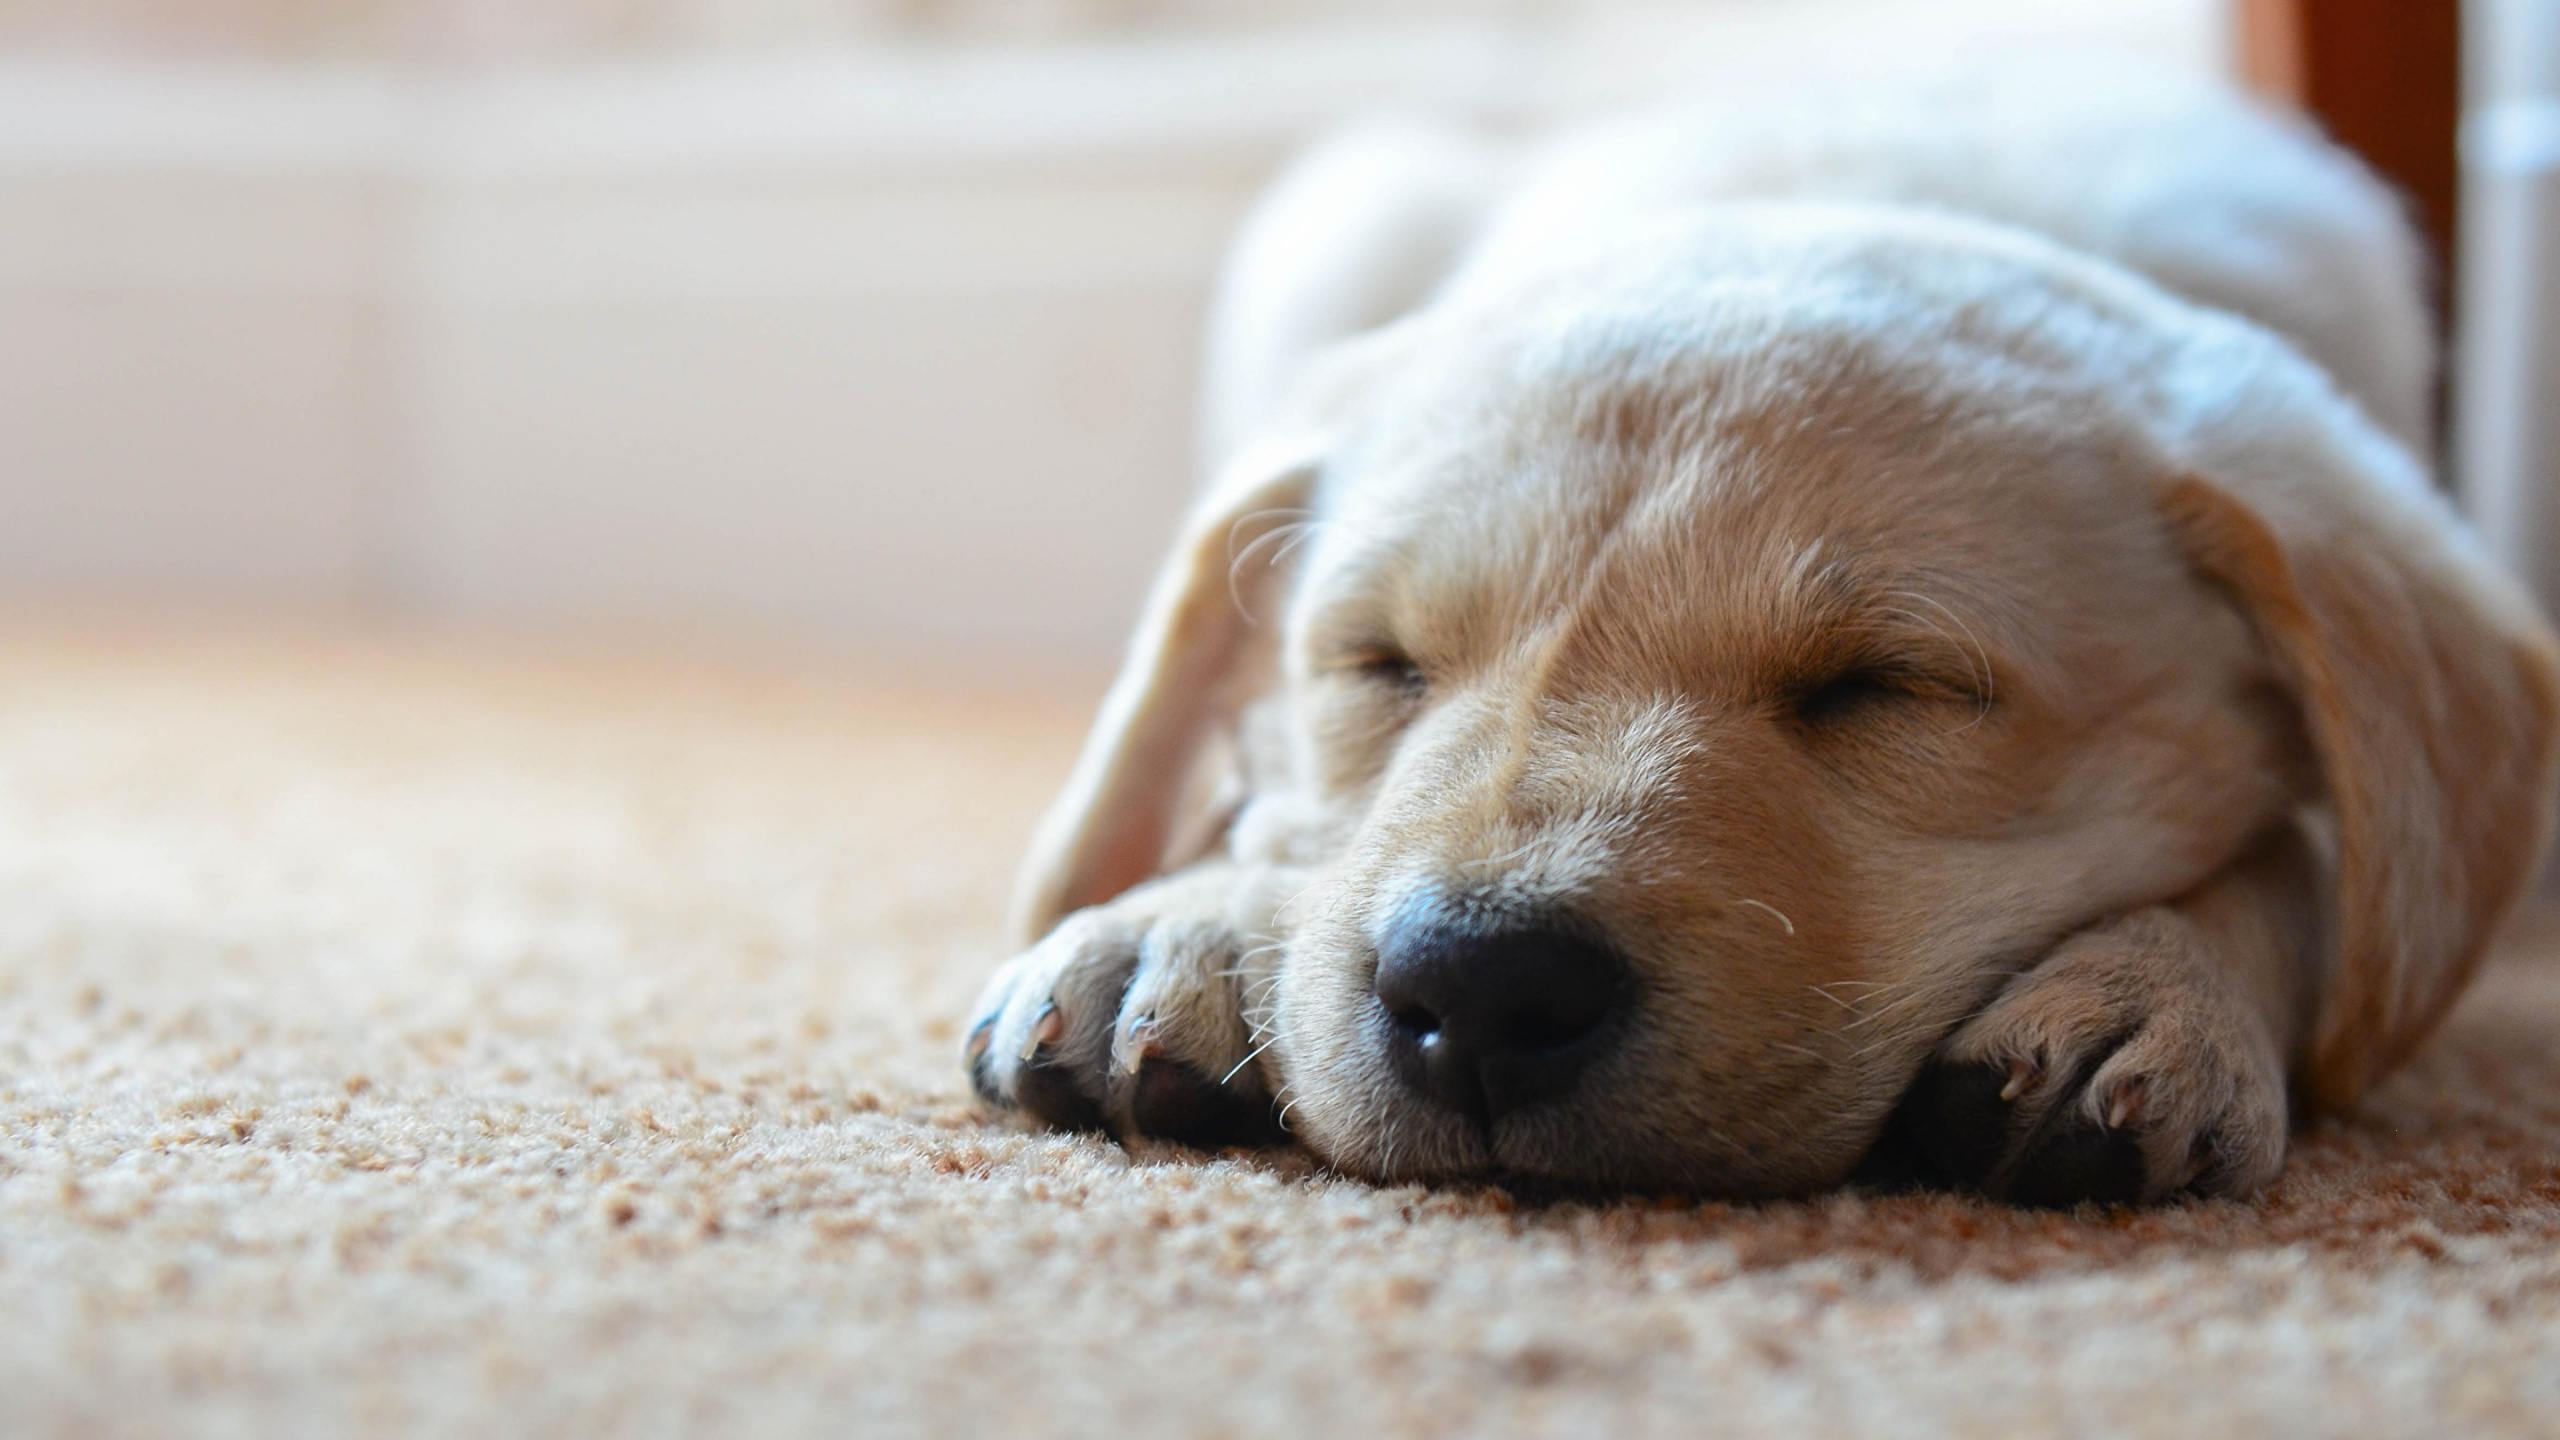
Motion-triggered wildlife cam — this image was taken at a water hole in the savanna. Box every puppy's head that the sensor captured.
[1023,212,2560,1194]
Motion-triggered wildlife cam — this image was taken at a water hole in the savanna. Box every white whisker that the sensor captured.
[1887,588,1996,732]
[1736,898,1795,936]
[1220,1036,1277,1085]
[1844,984,1935,1032]
[1807,983,1861,1015]
[1225,509,1319,623]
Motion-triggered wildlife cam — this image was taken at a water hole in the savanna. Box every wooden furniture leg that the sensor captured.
[2239,0,2463,301]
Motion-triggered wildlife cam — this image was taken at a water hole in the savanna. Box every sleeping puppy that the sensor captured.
[964,63,2560,1205]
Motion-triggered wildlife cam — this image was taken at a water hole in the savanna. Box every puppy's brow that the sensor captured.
[1883,589,1996,703]
[1767,568,1999,694]
[1304,596,1412,669]
[1785,538,1833,589]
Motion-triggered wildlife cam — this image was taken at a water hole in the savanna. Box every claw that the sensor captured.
[2103,1076,2148,1131]
[1115,1014,1160,1076]
[1020,1003,1064,1062]
[963,1017,996,1065]
[1999,1057,2038,1102]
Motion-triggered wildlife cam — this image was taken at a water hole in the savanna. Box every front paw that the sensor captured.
[1880,911,2288,1206]
[964,875,1286,1149]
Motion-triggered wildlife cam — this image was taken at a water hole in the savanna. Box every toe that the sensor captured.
[2004,1112,2148,1208]
[1875,1027,2164,1206]
[1872,1057,2021,1192]
[1126,1057,1287,1149]
[1014,1051,1110,1132]
[971,924,1141,1128]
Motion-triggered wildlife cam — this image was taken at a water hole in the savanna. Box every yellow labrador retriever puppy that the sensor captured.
[965,62,2560,1205]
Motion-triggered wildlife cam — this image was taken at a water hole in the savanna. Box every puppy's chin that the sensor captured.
[1276,1049,1880,1198]
[1264,940,1493,1183]
[1270,931,1886,1197]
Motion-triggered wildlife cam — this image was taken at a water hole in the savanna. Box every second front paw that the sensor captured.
[1875,909,2289,1207]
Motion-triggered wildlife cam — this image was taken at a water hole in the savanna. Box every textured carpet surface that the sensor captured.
[2,625,2558,1438]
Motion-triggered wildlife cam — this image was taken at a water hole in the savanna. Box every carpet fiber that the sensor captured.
[3,626,2557,1437]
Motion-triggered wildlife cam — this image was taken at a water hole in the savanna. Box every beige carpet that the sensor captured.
[3,624,2557,1438]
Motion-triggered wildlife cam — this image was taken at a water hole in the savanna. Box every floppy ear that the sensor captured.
[1009,439,1321,944]
[2160,469,2560,1110]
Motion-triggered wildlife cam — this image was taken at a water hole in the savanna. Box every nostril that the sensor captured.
[1501,1005,1604,1054]
[1385,1001,1442,1043]
[1370,912,1631,1124]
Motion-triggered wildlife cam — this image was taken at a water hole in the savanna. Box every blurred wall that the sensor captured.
[0,1,2226,676]
[0,1,2203,59]
[2458,0,2560,618]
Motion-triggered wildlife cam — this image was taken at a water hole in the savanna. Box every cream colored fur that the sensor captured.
[969,61,2560,1202]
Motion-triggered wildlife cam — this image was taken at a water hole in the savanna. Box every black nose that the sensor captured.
[1372,914,1632,1126]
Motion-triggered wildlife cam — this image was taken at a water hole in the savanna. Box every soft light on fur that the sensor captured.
[966,61,2560,1204]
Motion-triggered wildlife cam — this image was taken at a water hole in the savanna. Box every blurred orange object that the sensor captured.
[2240,0,2461,291]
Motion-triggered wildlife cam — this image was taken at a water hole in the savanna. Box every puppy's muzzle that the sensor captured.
[1372,912,1633,1127]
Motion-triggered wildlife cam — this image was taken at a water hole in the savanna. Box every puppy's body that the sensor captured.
[967,63,2560,1204]
[1206,63,2430,466]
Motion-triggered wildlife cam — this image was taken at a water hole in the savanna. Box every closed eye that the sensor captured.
[1789,661,1983,730]
[1792,667,1910,727]
[1353,650,1428,698]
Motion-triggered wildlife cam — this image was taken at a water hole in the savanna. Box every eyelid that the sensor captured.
[1837,630,1994,695]
[1324,644,1428,693]
[1317,637,1414,671]
[1790,654,1987,726]
[1845,658,1968,698]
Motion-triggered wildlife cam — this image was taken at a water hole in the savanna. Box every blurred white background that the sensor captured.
[0,0,2238,677]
